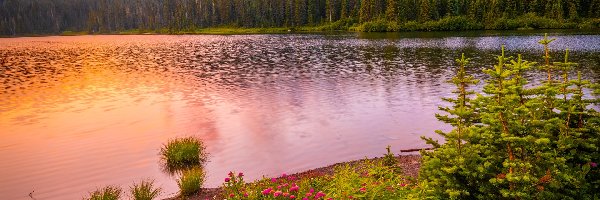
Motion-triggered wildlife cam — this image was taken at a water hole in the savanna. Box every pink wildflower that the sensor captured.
[289,195,296,199]
[283,192,289,197]
[228,171,234,177]
[238,172,244,177]
[262,188,273,195]
[277,185,282,189]
[315,191,326,198]
[244,193,248,197]
[229,193,235,198]
[591,162,598,168]
[271,178,277,183]
[359,187,366,192]
[309,188,314,193]
[400,183,407,187]
[224,177,231,182]
[305,192,313,197]
[274,191,283,197]
[282,173,287,178]
[289,186,299,192]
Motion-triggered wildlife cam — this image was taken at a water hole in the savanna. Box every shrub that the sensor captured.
[130,180,162,200]
[178,167,206,197]
[359,20,397,32]
[434,16,483,31]
[160,137,206,171]
[85,186,122,200]
[315,18,357,31]
[488,13,573,30]
[419,34,600,199]
[579,18,600,29]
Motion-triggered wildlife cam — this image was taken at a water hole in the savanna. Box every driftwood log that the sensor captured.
[400,147,435,153]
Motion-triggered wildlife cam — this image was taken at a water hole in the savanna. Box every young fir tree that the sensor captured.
[419,36,600,199]
[420,53,485,198]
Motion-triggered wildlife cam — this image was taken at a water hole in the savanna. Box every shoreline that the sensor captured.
[166,154,422,200]
[1,26,598,38]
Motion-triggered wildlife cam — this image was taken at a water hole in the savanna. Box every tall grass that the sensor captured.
[85,186,122,200]
[160,137,206,171]
[177,167,206,197]
[130,180,162,200]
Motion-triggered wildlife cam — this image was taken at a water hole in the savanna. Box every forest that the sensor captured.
[1,0,600,35]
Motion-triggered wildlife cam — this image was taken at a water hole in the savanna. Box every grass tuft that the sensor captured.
[160,137,206,171]
[85,186,122,200]
[130,180,162,200]
[178,167,206,197]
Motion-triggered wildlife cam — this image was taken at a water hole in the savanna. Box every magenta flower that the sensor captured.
[262,188,273,195]
[591,162,598,168]
[289,195,296,199]
[282,173,287,177]
[315,191,325,198]
[274,191,283,197]
[302,198,308,200]
[228,171,234,177]
[271,178,277,183]
[238,172,244,177]
[244,193,249,197]
[229,193,235,198]
[277,185,282,189]
[400,183,407,187]
[289,186,299,192]
[305,192,313,197]
[283,192,289,197]
[309,188,314,193]
[224,177,231,182]
[359,187,366,192]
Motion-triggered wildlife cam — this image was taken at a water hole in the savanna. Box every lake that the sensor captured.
[1,31,599,199]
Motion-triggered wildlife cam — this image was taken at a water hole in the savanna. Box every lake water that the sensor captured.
[1,31,599,199]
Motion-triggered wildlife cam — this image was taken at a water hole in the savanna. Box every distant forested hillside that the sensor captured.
[1,0,600,35]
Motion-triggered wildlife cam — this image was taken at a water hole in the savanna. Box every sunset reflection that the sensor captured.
[1,34,599,199]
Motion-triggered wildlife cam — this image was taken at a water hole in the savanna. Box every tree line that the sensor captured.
[1,0,600,35]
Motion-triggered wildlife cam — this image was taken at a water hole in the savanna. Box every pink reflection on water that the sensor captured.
[0,35,446,199]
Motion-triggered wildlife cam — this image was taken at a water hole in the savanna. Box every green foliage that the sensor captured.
[383,146,397,168]
[314,18,358,31]
[579,18,600,29]
[419,35,600,199]
[130,180,162,200]
[489,13,576,30]
[160,137,206,171]
[178,167,206,197]
[85,186,122,200]
[358,20,399,32]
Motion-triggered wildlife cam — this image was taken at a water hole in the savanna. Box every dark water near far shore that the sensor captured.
[1,30,599,199]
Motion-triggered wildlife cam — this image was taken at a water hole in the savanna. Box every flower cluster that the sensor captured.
[223,171,248,200]
[256,173,328,200]
[219,157,416,199]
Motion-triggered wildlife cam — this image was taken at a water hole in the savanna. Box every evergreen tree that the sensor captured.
[419,36,600,199]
